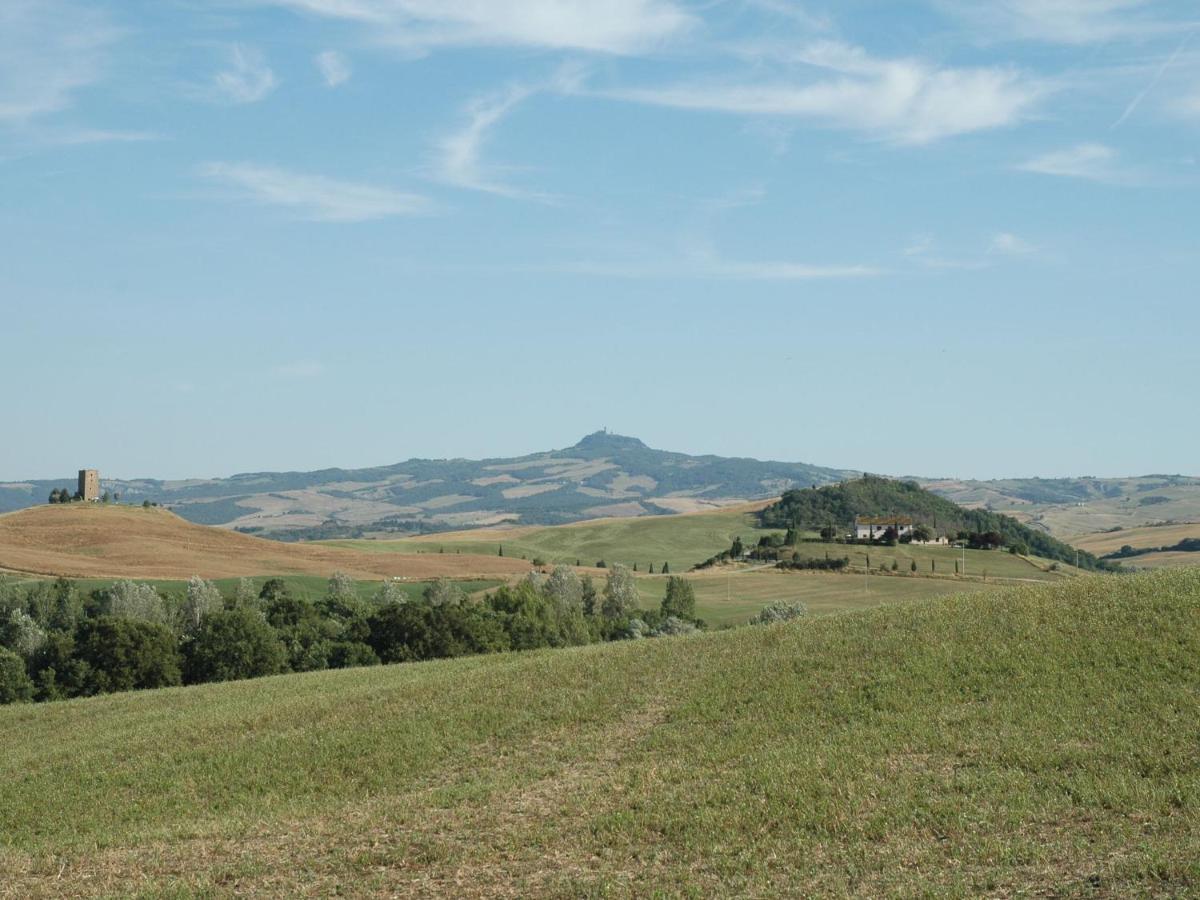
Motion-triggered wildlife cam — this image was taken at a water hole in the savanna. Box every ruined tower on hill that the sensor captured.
[78,469,100,502]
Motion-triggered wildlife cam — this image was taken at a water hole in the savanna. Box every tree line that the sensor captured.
[0,568,705,705]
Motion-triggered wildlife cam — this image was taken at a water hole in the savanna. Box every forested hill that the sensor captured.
[760,476,1114,571]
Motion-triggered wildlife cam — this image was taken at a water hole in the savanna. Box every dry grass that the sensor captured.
[1072,522,1200,557]
[0,505,531,581]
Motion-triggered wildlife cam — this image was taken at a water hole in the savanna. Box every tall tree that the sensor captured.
[660,577,696,621]
[601,565,639,620]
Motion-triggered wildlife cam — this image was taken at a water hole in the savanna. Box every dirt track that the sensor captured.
[0,505,532,581]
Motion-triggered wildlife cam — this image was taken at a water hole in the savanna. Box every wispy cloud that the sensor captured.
[315,50,351,87]
[0,0,120,124]
[259,0,694,55]
[49,128,162,145]
[1018,143,1139,184]
[539,248,879,281]
[609,41,1046,144]
[936,0,1182,44]
[903,234,989,270]
[435,86,536,198]
[212,45,278,104]
[433,66,583,199]
[989,232,1036,255]
[199,162,433,221]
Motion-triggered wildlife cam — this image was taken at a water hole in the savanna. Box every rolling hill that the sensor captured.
[921,474,1200,537]
[2,570,1197,896]
[0,432,852,538]
[760,476,1112,571]
[0,504,529,581]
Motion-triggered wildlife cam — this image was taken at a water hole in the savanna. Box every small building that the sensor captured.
[854,515,913,541]
[78,469,100,502]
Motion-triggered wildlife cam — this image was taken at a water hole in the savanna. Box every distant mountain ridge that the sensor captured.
[0,432,854,539]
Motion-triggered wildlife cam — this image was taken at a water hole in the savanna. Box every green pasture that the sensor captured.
[2,570,1197,896]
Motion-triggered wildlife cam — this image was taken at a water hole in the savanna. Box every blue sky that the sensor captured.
[2,0,1198,481]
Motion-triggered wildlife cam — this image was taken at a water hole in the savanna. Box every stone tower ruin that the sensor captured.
[78,469,100,502]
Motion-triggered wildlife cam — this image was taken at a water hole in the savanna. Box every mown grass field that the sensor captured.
[329,503,1071,583]
[637,568,993,626]
[3,570,1198,896]
[326,503,769,573]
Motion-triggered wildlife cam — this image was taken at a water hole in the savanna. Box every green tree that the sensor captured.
[662,561,670,574]
[107,581,169,626]
[180,576,224,636]
[327,571,357,605]
[660,577,696,621]
[258,578,291,604]
[0,648,33,704]
[183,607,287,684]
[423,578,466,607]
[601,565,639,621]
[580,575,597,617]
[234,577,258,607]
[75,617,181,695]
[373,580,408,605]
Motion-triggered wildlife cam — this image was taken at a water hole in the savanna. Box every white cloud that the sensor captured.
[433,67,583,199]
[0,0,120,123]
[315,50,351,87]
[434,86,537,199]
[213,45,278,104]
[1018,143,1138,183]
[50,128,162,145]
[611,41,1045,144]
[989,232,1036,254]
[903,234,989,270]
[199,162,433,221]
[541,252,879,281]
[936,0,1178,44]
[261,0,693,54]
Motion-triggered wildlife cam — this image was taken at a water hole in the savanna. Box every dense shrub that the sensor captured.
[75,617,182,694]
[751,602,809,625]
[183,607,287,684]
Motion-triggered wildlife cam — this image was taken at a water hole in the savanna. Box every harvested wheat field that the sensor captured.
[0,505,531,581]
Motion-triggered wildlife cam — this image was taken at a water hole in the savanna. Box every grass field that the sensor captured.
[0,504,529,581]
[2,569,1197,896]
[327,502,771,572]
[328,503,1071,583]
[637,568,993,626]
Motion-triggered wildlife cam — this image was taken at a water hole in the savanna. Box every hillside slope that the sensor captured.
[2,571,1198,896]
[0,432,852,538]
[0,505,529,580]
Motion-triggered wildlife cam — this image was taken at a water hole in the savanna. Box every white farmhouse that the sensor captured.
[854,515,914,541]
